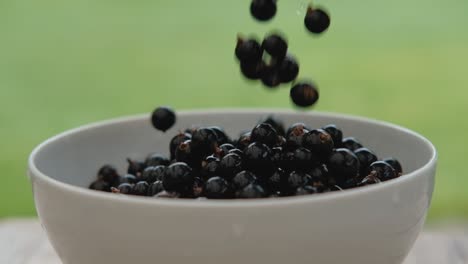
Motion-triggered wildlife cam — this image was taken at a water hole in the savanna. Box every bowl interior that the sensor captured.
[31,110,435,189]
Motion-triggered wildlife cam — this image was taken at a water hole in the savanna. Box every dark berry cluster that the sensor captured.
[235,34,299,88]
[90,111,404,199]
[239,1,331,108]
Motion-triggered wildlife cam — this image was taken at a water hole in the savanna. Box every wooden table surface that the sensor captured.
[1,219,467,264]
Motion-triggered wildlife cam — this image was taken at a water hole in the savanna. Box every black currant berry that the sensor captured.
[191,128,219,157]
[250,0,277,22]
[97,165,119,184]
[279,56,299,83]
[200,156,220,180]
[205,176,230,199]
[151,106,176,132]
[290,82,319,107]
[219,153,243,180]
[383,158,403,175]
[251,123,278,147]
[132,181,149,196]
[354,148,378,177]
[368,161,397,181]
[163,162,194,193]
[322,124,343,148]
[126,158,146,176]
[232,171,257,190]
[244,142,273,176]
[235,38,263,62]
[141,165,166,183]
[262,34,288,58]
[327,148,360,184]
[304,7,331,34]
[302,129,334,157]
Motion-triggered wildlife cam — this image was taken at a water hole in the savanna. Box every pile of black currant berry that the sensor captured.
[89,107,403,199]
[235,0,331,108]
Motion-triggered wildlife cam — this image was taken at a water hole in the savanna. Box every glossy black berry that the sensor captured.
[208,126,230,145]
[200,156,220,180]
[219,153,243,180]
[235,38,263,62]
[163,162,194,193]
[368,161,397,181]
[147,181,164,196]
[354,148,378,177]
[261,66,282,88]
[219,143,236,156]
[259,115,285,136]
[126,158,146,176]
[287,171,312,193]
[302,129,334,157]
[279,56,299,83]
[304,8,331,34]
[141,165,166,183]
[145,153,170,167]
[296,185,320,196]
[290,82,319,107]
[116,183,133,194]
[322,124,343,148]
[236,183,267,198]
[250,0,277,22]
[151,106,176,132]
[286,124,308,150]
[132,181,149,196]
[169,132,192,160]
[236,132,252,151]
[232,171,257,190]
[251,123,278,146]
[244,142,273,176]
[97,165,119,184]
[240,60,266,80]
[89,180,111,192]
[191,128,218,157]
[383,158,403,175]
[262,34,288,58]
[205,176,230,199]
[327,148,360,184]
[342,137,363,151]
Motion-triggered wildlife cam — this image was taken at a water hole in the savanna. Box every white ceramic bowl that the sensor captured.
[28,110,437,264]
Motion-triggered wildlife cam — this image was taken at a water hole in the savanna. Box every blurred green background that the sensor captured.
[0,0,467,220]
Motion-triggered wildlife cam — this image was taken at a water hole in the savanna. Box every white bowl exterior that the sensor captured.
[28,110,437,264]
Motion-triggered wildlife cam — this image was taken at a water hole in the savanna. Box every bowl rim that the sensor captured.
[28,108,437,208]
